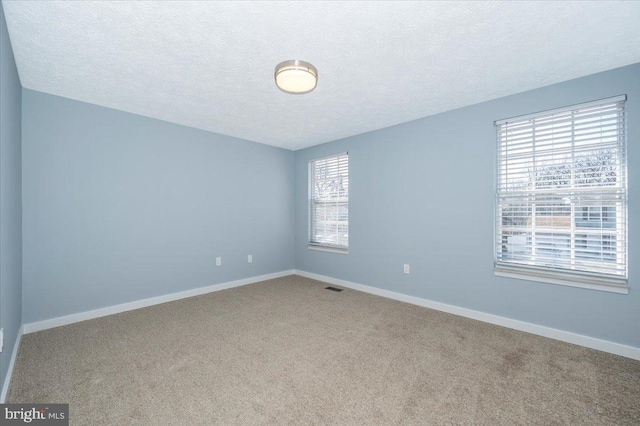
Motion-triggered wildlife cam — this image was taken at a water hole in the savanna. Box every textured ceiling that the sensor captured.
[3,1,640,150]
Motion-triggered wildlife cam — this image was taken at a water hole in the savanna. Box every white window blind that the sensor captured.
[495,96,627,291]
[309,153,349,251]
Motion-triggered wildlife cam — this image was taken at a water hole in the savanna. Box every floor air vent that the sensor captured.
[325,286,343,292]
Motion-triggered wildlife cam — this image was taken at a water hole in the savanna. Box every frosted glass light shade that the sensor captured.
[274,60,318,94]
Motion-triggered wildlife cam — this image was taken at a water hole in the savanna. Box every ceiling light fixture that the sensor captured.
[274,60,318,94]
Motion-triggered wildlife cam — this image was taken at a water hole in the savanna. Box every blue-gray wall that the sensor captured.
[22,90,294,323]
[295,63,640,348]
[13,53,640,351]
[0,4,22,396]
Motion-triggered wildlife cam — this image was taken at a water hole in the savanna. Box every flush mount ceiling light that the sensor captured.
[274,60,318,94]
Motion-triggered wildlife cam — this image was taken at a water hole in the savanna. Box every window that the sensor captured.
[495,96,628,293]
[309,153,349,252]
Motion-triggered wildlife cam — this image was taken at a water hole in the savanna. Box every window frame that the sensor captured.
[308,153,349,254]
[494,96,628,294]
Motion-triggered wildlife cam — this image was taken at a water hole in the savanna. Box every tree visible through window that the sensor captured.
[309,153,349,251]
[495,96,627,290]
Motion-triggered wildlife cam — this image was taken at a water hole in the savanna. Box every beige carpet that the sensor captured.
[8,275,640,425]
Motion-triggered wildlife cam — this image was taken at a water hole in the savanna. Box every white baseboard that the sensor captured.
[1,325,24,403]
[24,270,295,334]
[20,268,640,361]
[294,270,640,361]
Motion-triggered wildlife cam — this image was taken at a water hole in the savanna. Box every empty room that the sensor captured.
[1,1,639,424]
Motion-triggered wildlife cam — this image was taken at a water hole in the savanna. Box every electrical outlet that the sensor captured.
[248,255,253,263]
[216,257,222,266]
[403,264,410,274]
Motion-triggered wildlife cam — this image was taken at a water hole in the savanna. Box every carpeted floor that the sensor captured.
[8,275,640,425]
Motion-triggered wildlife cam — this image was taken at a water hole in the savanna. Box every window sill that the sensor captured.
[308,245,348,255]
[495,266,628,294]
